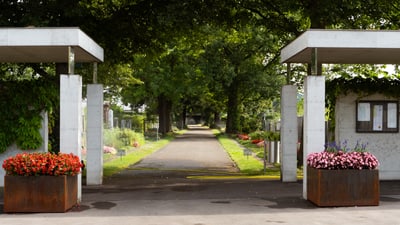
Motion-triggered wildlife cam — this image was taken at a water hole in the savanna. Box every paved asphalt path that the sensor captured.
[1,125,400,225]
[130,125,238,172]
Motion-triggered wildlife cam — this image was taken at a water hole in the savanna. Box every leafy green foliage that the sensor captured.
[200,25,285,133]
[15,116,43,150]
[325,76,400,123]
[249,131,280,141]
[4,0,400,142]
[0,78,58,153]
[129,114,145,133]
[103,128,145,150]
[0,0,84,27]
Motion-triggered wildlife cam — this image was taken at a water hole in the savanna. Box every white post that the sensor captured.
[60,75,82,201]
[280,85,298,182]
[269,141,275,163]
[303,76,325,199]
[86,84,104,185]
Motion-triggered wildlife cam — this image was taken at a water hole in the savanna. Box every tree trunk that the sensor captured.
[213,111,220,128]
[225,83,239,134]
[158,94,172,134]
[181,104,187,129]
[203,108,212,127]
[307,0,326,29]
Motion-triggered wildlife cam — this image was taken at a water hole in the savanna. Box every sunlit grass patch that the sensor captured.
[215,133,278,176]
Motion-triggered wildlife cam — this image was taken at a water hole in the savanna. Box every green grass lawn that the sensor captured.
[215,133,280,176]
[102,136,174,177]
[214,130,303,178]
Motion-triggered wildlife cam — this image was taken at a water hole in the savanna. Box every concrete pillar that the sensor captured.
[303,76,325,199]
[86,84,104,185]
[60,74,82,201]
[280,85,298,182]
[41,112,49,153]
[275,141,280,163]
[268,141,275,163]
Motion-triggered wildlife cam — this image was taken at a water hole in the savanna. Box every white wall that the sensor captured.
[336,93,400,180]
[0,112,48,186]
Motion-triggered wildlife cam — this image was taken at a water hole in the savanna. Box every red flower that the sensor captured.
[237,134,250,140]
[2,152,83,176]
[251,139,264,144]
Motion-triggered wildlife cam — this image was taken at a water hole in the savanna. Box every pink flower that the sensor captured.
[307,151,379,170]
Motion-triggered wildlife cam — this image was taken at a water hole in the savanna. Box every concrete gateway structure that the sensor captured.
[0,27,104,201]
[280,29,400,199]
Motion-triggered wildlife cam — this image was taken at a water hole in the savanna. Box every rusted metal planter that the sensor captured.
[307,166,379,207]
[4,175,78,213]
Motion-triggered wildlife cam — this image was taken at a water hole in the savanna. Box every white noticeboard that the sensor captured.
[387,103,397,128]
[357,103,370,121]
[373,105,383,131]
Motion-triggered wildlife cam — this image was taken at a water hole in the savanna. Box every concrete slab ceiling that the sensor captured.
[0,27,103,63]
[280,29,400,64]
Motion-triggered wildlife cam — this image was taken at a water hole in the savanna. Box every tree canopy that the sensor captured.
[1,0,400,136]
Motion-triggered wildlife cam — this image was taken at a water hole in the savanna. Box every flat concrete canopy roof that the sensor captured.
[280,29,400,64]
[0,27,103,63]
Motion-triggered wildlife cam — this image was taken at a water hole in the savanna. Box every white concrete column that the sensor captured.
[268,141,275,163]
[281,85,298,182]
[86,84,104,185]
[60,74,82,201]
[303,76,325,199]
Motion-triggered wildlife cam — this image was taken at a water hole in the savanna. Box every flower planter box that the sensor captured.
[307,166,379,207]
[4,175,78,213]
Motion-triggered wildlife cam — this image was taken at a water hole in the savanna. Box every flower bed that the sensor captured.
[307,141,379,170]
[2,152,82,212]
[307,166,379,206]
[3,175,78,212]
[307,151,379,170]
[237,134,249,140]
[103,146,117,154]
[251,139,264,144]
[2,152,83,176]
[306,141,380,207]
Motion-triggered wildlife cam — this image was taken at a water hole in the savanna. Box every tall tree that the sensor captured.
[4,0,400,136]
[120,35,207,134]
[200,25,284,133]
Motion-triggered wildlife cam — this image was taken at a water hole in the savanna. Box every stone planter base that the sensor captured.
[4,175,78,213]
[307,167,379,207]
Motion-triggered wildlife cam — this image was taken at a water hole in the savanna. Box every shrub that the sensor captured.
[104,128,145,149]
[248,131,280,141]
[131,115,145,132]
[103,146,117,154]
